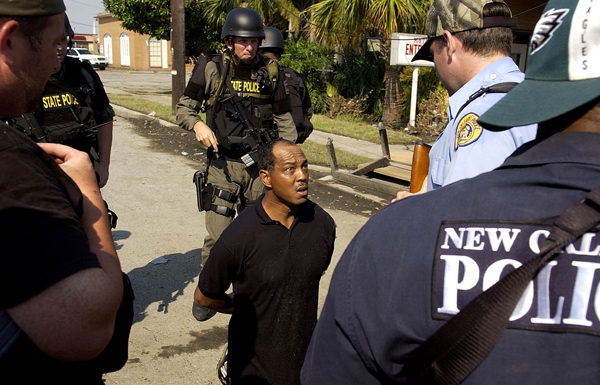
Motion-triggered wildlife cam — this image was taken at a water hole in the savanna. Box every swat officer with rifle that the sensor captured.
[176,7,297,321]
[11,14,115,190]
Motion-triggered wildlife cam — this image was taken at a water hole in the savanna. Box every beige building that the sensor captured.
[71,33,99,54]
[95,11,171,70]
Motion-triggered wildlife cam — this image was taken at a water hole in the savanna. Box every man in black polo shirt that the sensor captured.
[196,139,336,385]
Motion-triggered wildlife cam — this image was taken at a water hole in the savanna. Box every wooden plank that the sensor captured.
[332,170,407,196]
[379,128,390,158]
[351,157,389,176]
[371,165,412,182]
[390,152,413,164]
[326,138,338,172]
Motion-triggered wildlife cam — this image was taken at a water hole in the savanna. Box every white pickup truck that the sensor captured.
[67,48,109,70]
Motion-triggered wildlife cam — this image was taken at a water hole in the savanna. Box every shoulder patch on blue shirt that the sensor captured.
[433,221,600,336]
[454,113,483,150]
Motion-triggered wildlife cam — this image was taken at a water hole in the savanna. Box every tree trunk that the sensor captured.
[380,39,403,128]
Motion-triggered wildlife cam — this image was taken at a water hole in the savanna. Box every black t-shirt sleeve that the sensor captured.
[0,126,100,309]
[198,236,238,299]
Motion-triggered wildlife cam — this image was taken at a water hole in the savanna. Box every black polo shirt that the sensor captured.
[199,194,336,385]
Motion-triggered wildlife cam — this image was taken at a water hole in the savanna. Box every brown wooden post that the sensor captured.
[379,127,390,159]
[326,138,338,173]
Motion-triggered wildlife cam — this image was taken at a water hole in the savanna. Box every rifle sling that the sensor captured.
[403,184,600,385]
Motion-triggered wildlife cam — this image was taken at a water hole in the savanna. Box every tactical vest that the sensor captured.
[184,52,284,158]
[12,67,99,157]
[282,67,313,144]
[38,74,99,153]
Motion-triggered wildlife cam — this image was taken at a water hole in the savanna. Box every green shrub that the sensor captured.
[280,38,334,114]
[280,38,386,119]
[399,66,448,136]
[330,51,385,118]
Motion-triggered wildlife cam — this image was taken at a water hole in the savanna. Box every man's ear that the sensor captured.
[0,20,20,54]
[444,30,460,60]
[259,169,271,188]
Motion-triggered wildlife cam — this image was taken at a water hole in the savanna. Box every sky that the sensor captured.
[64,0,107,35]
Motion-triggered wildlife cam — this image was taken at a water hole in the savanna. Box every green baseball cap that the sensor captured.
[412,0,517,62]
[0,0,65,17]
[478,0,600,130]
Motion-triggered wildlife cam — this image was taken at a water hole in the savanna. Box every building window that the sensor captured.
[149,37,161,67]
[120,33,130,66]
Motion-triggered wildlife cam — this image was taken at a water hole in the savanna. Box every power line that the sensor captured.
[71,20,93,28]
[65,0,104,10]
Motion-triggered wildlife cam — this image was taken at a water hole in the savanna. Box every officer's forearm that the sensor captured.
[176,95,204,131]
[97,121,113,166]
[274,112,297,142]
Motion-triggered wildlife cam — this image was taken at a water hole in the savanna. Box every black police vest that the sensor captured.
[38,74,98,153]
[185,53,283,158]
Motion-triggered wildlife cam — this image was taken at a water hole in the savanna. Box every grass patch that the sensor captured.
[108,93,389,169]
[108,93,179,124]
[298,141,372,170]
[311,115,419,145]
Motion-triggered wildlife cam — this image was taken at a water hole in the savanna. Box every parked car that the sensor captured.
[67,48,109,70]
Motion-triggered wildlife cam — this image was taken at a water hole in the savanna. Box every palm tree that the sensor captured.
[202,0,305,36]
[307,0,430,126]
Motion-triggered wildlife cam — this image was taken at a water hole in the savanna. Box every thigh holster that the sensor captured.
[193,171,239,218]
[208,186,237,217]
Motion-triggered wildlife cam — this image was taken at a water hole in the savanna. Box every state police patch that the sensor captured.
[454,113,483,150]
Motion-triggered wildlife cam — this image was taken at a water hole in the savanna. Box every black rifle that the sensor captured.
[11,113,48,143]
[221,94,279,167]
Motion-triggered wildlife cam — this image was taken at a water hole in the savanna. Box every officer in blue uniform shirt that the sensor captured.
[302,0,600,383]
[394,0,536,200]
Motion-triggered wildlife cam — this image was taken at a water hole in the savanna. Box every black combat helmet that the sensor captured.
[261,27,285,55]
[221,8,265,40]
[64,13,75,49]
[64,13,74,38]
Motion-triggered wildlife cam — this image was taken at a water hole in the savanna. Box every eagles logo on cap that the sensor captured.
[455,113,483,149]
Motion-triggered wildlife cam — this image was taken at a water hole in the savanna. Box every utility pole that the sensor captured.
[171,0,185,115]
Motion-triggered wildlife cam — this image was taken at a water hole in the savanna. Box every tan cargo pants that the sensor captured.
[201,156,265,265]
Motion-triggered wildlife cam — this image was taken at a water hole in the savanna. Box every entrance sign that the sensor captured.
[390,33,434,68]
[389,33,435,130]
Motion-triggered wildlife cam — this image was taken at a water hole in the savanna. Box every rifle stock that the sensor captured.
[410,142,431,193]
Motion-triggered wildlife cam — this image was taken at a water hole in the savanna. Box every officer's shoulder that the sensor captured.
[257,53,280,67]
[282,66,298,76]
[65,56,96,76]
[63,56,84,68]
[201,54,223,74]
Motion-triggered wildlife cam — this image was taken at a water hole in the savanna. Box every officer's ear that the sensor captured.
[0,20,20,54]
[443,30,460,59]
[259,169,272,188]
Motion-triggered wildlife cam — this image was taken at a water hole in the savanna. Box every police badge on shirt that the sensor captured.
[455,113,483,150]
[432,221,600,336]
